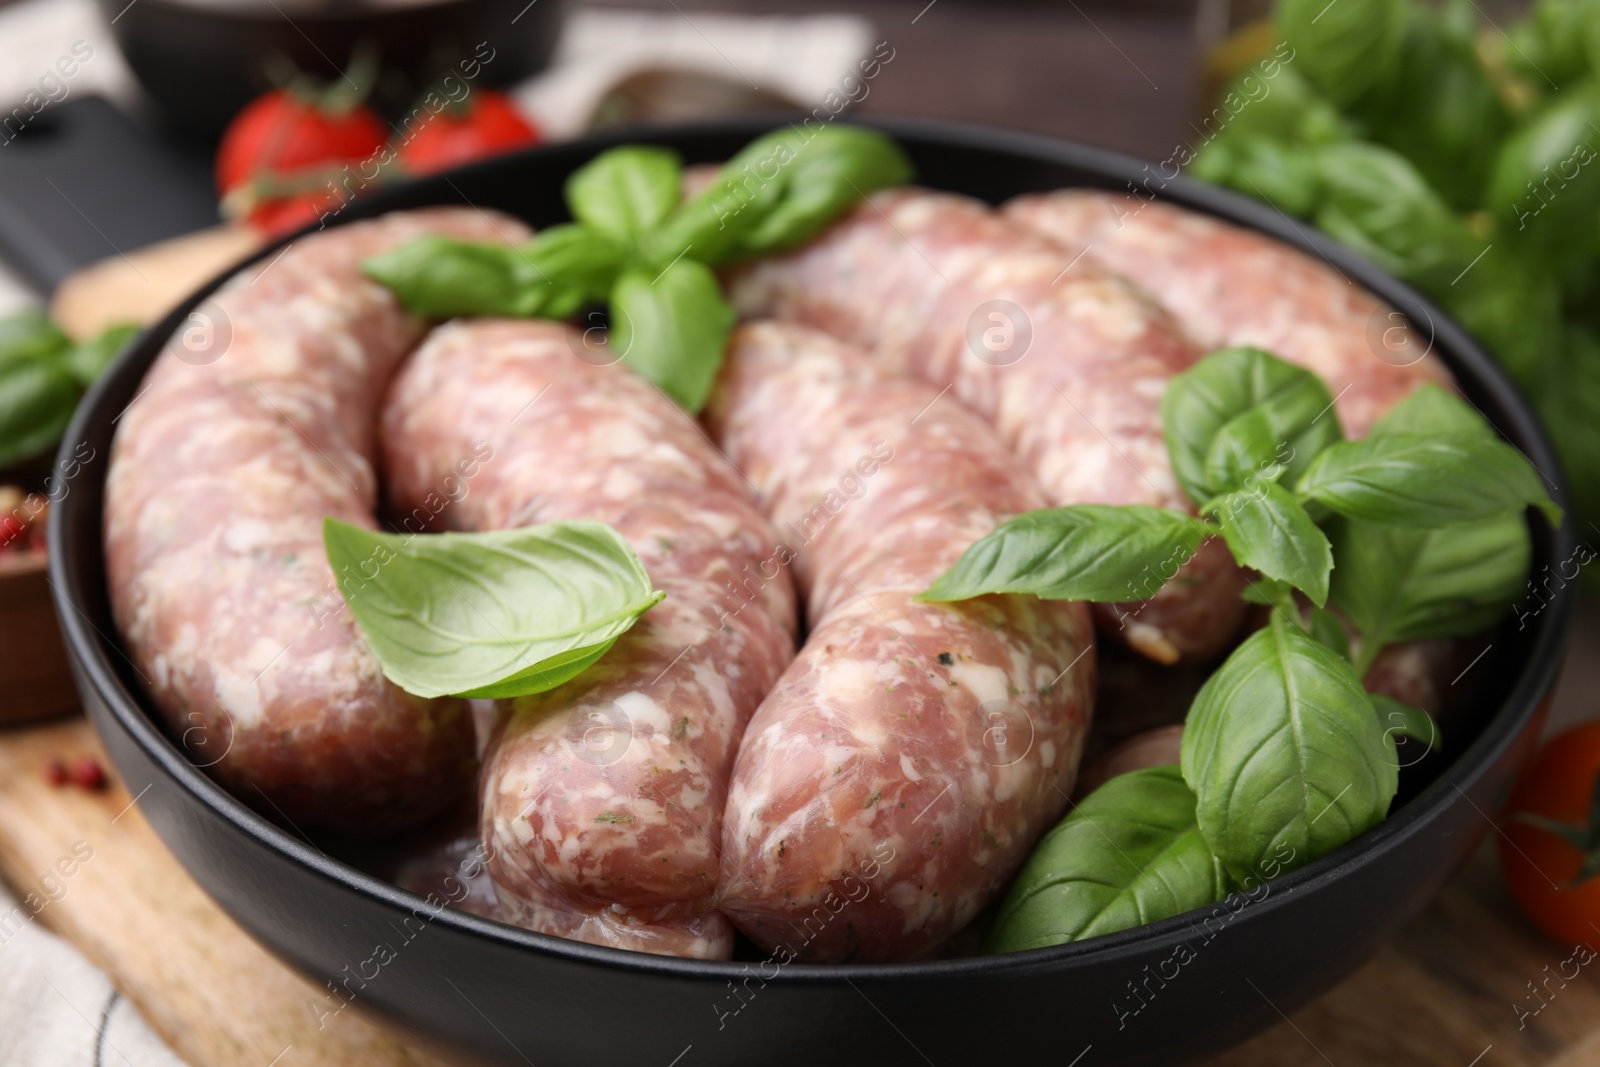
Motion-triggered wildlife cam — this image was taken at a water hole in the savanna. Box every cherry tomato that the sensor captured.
[216,89,387,196]
[246,190,340,238]
[1500,721,1600,945]
[1,514,26,550]
[398,90,540,176]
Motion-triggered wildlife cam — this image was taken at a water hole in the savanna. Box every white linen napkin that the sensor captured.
[0,885,187,1067]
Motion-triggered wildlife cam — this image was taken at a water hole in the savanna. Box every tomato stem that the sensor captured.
[1509,773,1600,885]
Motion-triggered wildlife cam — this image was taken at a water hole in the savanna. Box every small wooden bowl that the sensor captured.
[0,549,79,724]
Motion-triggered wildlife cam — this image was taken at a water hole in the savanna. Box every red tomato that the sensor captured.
[246,190,339,238]
[398,90,539,176]
[1500,721,1600,945]
[216,89,387,196]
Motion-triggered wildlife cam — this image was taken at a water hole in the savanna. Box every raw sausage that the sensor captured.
[1005,192,1463,707]
[381,318,797,959]
[729,188,1248,665]
[706,321,1095,962]
[105,209,514,835]
[1002,191,1449,436]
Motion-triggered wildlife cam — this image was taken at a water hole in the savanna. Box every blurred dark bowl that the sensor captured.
[51,117,1578,1066]
[95,0,565,137]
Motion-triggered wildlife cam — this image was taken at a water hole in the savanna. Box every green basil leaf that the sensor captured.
[1312,142,1482,291]
[1537,325,1600,529]
[1210,481,1333,607]
[1329,511,1529,646]
[1181,616,1399,881]
[642,165,785,270]
[1308,608,1351,660]
[362,237,548,318]
[1368,382,1490,439]
[1357,1,1509,212]
[323,518,665,700]
[1484,87,1600,274]
[985,766,1227,953]
[61,323,139,387]
[0,309,70,367]
[1296,432,1561,526]
[1202,63,1356,149]
[1204,395,1340,495]
[1371,693,1440,749]
[608,259,735,414]
[0,356,80,468]
[1440,252,1564,390]
[1279,0,1408,108]
[1240,576,1294,606]
[731,124,913,256]
[918,505,1212,604]
[1192,134,1325,217]
[363,229,628,321]
[648,125,913,267]
[565,145,683,242]
[519,224,630,319]
[1162,346,1342,505]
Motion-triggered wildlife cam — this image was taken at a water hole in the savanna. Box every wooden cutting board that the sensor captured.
[3,707,1600,1067]
[0,716,458,1067]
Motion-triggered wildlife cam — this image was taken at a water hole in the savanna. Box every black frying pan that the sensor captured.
[49,117,1577,1066]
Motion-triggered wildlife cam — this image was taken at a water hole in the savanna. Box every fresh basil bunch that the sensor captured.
[363,125,912,412]
[324,518,664,700]
[1188,0,1600,548]
[930,348,1558,949]
[0,310,137,470]
[1279,0,1408,109]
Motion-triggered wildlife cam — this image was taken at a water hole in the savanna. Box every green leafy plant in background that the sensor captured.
[363,125,912,411]
[925,347,1556,951]
[1189,0,1600,542]
[0,311,137,470]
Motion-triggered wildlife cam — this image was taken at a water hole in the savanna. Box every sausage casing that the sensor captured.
[1002,191,1448,436]
[730,188,1248,665]
[105,209,513,834]
[707,322,1095,962]
[381,319,797,959]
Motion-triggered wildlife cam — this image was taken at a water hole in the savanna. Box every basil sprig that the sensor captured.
[925,349,1557,618]
[363,125,912,412]
[931,347,1553,944]
[985,766,1227,953]
[324,518,664,700]
[1329,383,1536,674]
[0,310,137,470]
